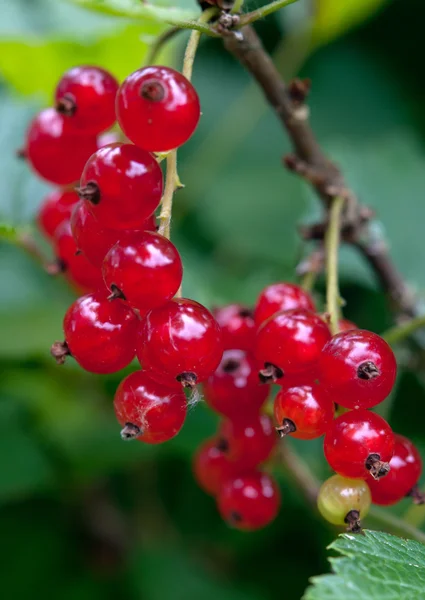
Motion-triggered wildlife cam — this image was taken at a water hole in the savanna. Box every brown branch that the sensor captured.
[223,26,417,318]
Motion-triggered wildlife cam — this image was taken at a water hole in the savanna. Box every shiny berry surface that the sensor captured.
[324,409,395,480]
[217,472,280,531]
[71,201,156,268]
[193,438,235,496]
[26,108,97,185]
[103,231,183,310]
[254,282,315,326]
[79,143,163,230]
[273,384,334,440]
[54,221,104,292]
[368,434,422,505]
[55,66,119,135]
[256,309,331,377]
[137,298,223,386]
[116,66,201,152]
[114,370,186,444]
[220,414,276,469]
[37,189,79,239]
[213,304,256,353]
[318,329,397,409]
[63,291,138,374]
[203,350,269,419]
[317,474,371,526]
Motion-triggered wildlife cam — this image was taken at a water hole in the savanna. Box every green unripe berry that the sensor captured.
[317,474,371,526]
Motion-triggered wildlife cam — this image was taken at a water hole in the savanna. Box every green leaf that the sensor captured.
[313,0,388,44]
[68,0,198,24]
[304,530,425,599]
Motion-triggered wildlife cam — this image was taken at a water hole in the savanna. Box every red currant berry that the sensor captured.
[338,319,357,332]
[37,189,79,239]
[217,472,280,531]
[213,304,256,353]
[53,221,104,292]
[116,66,201,152]
[203,350,269,419]
[193,438,236,496]
[277,367,321,390]
[324,409,395,480]
[114,370,186,443]
[71,201,156,268]
[25,108,97,185]
[255,309,331,382]
[55,66,119,135]
[219,414,276,469]
[102,231,183,310]
[254,282,315,326]
[318,330,397,409]
[51,291,138,373]
[79,143,163,230]
[137,298,223,388]
[273,384,334,440]
[368,434,422,505]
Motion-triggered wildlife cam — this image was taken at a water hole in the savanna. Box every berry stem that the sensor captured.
[382,314,425,346]
[325,196,344,335]
[238,0,298,26]
[231,0,245,14]
[158,151,178,239]
[0,225,55,272]
[144,27,182,66]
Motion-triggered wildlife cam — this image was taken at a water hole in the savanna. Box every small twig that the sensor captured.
[325,196,344,335]
[238,0,299,27]
[231,0,245,14]
[382,315,425,346]
[145,27,183,65]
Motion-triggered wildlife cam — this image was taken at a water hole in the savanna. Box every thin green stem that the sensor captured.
[325,196,345,335]
[158,152,178,239]
[145,27,182,65]
[300,270,317,293]
[367,507,425,544]
[239,0,299,26]
[403,503,425,529]
[232,0,245,14]
[382,315,425,346]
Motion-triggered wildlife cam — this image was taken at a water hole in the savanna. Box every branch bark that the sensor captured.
[223,26,417,319]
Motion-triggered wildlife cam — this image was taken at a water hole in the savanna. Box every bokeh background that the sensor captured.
[1,0,425,598]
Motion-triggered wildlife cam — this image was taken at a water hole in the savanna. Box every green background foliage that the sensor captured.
[1,0,425,598]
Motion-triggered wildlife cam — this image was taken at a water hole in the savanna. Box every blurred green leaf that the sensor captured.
[313,0,388,44]
[68,0,198,23]
[304,530,425,599]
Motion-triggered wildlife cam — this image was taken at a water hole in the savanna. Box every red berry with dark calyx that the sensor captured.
[193,438,236,496]
[219,414,276,469]
[368,434,423,505]
[254,282,315,326]
[116,66,201,152]
[55,66,119,135]
[113,370,186,444]
[53,221,104,292]
[318,329,397,409]
[71,201,156,268]
[137,298,223,388]
[213,304,256,353]
[79,143,163,230]
[37,189,79,239]
[274,384,334,440]
[203,349,269,419]
[25,108,98,185]
[324,409,395,480]
[255,309,331,383]
[217,472,280,531]
[51,291,138,374]
[102,231,183,310]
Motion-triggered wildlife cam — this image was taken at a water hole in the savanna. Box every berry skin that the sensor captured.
[25,108,98,185]
[338,319,357,332]
[273,384,334,440]
[217,472,280,531]
[71,201,156,268]
[318,329,397,410]
[324,409,395,480]
[116,66,201,152]
[137,298,223,388]
[52,291,138,374]
[203,350,270,419]
[193,438,236,496]
[113,370,186,443]
[254,282,315,326]
[368,434,422,506]
[255,309,331,382]
[317,474,371,531]
[213,304,256,353]
[102,231,183,310]
[79,143,163,230]
[37,189,79,239]
[55,66,119,135]
[219,414,276,469]
[53,221,104,292]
